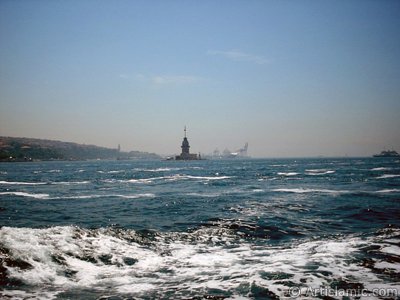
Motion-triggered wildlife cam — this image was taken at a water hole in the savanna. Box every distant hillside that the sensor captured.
[0,137,161,161]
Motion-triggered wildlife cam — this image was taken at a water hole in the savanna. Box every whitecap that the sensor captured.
[305,170,335,176]
[51,181,91,185]
[277,172,299,176]
[133,167,181,172]
[146,167,181,172]
[375,189,400,193]
[126,178,159,184]
[98,170,124,174]
[272,188,348,195]
[376,174,400,179]
[51,193,155,200]
[183,175,231,180]
[0,192,50,199]
[186,192,222,198]
[113,175,231,184]
[0,180,47,185]
[371,167,392,171]
[113,193,155,199]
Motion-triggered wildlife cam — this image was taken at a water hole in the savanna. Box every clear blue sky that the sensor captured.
[1,0,399,157]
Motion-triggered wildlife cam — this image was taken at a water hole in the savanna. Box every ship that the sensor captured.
[373,150,400,157]
[211,143,249,159]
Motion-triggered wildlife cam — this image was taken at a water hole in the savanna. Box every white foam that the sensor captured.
[374,261,400,272]
[305,170,335,176]
[376,189,400,193]
[376,174,400,179]
[272,188,348,195]
[183,175,231,180]
[51,181,91,185]
[109,174,231,184]
[147,167,180,172]
[277,172,299,176]
[55,193,155,200]
[380,245,400,256]
[126,178,160,184]
[0,192,50,199]
[133,167,181,172]
[98,170,124,174]
[0,180,46,185]
[186,192,223,198]
[113,193,155,199]
[1,227,399,299]
[0,192,154,200]
[371,167,392,171]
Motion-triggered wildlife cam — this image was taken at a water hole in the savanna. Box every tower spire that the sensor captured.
[184,126,187,138]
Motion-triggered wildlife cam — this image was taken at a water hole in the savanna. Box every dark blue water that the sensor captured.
[1,158,399,299]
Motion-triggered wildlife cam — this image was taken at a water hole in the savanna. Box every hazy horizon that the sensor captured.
[1,1,399,158]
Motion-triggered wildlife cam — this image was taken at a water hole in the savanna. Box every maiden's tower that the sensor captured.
[175,127,200,160]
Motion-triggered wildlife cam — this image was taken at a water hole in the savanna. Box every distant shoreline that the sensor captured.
[0,136,160,162]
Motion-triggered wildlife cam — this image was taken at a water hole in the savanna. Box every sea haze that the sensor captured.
[0,158,399,299]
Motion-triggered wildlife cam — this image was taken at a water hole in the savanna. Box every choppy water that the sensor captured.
[0,158,399,299]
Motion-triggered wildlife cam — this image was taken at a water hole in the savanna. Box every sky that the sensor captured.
[0,0,399,157]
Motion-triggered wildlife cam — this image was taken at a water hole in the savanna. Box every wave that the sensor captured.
[98,170,125,174]
[0,191,50,199]
[134,167,182,172]
[376,174,400,179]
[305,169,335,176]
[277,172,299,176]
[183,175,231,180]
[272,188,349,195]
[371,167,392,171]
[51,181,91,185]
[0,226,398,299]
[186,192,225,198]
[376,189,400,193]
[273,188,400,195]
[59,193,155,200]
[0,180,90,186]
[105,174,231,184]
[0,180,46,185]
[0,192,155,200]
[133,167,204,172]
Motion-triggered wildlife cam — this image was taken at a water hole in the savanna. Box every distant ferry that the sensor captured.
[373,150,400,157]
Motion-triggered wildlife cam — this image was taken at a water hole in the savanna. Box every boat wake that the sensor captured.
[1,225,399,299]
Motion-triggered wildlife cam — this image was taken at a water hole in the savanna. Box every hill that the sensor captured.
[0,137,161,161]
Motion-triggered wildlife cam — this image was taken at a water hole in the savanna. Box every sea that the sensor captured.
[0,158,399,299]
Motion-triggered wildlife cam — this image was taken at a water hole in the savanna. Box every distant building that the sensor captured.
[175,127,200,160]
